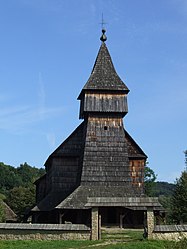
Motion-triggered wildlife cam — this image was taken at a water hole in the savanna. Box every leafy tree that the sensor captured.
[170,170,187,224]
[0,162,22,195]
[0,162,45,194]
[16,162,45,187]
[0,161,45,221]
[144,164,157,196]
[7,186,35,222]
[158,195,173,223]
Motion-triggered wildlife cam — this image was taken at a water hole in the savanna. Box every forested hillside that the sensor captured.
[153,181,175,197]
[0,162,45,221]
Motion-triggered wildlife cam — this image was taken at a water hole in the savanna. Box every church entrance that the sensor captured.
[99,207,144,228]
[100,207,120,227]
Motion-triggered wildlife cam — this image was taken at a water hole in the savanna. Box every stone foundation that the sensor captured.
[153,225,187,241]
[0,223,90,240]
[153,231,187,241]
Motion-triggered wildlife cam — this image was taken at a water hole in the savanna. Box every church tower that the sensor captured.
[78,29,136,189]
[32,29,161,229]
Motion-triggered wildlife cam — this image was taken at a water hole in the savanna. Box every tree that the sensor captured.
[170,170,187,224]
[16,162,45,187]
[0,161,45,221]
[0,162,22,195]
[144,164,157,196]
[170,151,187,224]
[0,161,45,197]
[184,150,187,169]
[7,186,35,222]
[154,181,175,197]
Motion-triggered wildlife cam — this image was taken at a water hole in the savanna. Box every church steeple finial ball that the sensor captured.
[100,28,107,42]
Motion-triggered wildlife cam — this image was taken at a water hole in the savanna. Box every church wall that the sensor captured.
[81,116,131,186]
[35,176,46,203]
[32,34,150,225]
[46,165,53,194]
[46,157,81,192]
[83,93,128,114]
[129,159,145,189]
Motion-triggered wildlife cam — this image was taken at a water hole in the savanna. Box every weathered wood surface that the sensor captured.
[86,197,162,207]
[0,223,90,231]
[33,38,148,216]
[154,225,187,232]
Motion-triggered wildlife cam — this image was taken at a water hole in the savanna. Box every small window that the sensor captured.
[104,126,108,130]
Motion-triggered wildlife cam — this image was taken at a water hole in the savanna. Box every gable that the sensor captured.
[125,130,147,159]
[45,121,85,167]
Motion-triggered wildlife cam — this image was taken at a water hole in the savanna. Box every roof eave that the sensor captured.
[77,88,130,100]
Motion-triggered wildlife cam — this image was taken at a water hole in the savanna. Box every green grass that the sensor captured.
[0,230,186,249]
[0,240,99,249]
[101,228,143,242]
[0,240,176,249]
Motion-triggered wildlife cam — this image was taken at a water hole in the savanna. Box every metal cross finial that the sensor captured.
[100,13,107,42]
[100,13,107,29]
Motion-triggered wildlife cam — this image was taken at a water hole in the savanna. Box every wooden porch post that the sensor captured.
[98,214,101,240]
[120,214,125,229]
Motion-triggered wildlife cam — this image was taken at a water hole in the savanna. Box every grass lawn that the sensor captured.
[0,240,98,249]
[0,239,175,249]
[0,229,186,249]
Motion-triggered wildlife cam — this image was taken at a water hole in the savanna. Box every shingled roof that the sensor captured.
[32,33,152,216]
[56,185,144,210]
[2,201,17,222]
[32,122,147,212]
[45,122,85,167]
[78,42,129,99]
[125,130,147,159]
[55,186,162,211]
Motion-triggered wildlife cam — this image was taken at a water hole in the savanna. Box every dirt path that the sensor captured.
[67,240,122,249]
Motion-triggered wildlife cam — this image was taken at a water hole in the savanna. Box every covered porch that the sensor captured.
[86,197,163,240]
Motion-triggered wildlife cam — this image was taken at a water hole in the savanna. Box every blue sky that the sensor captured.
[0,0,187,183]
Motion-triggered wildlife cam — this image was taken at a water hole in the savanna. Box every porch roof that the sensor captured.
[85,197,163,209]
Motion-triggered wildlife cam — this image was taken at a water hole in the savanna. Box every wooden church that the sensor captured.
[31,29,162,232]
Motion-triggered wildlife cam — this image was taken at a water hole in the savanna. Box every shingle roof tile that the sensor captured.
[80,43,129,93]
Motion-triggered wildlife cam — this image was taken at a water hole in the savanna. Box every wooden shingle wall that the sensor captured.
[50,157,80,191]
[33,39,149,213]
[130,160,145,188]
[44,123,85,195]
[35,175,46,203]
[80,92,128,119]
[81,116,131,186]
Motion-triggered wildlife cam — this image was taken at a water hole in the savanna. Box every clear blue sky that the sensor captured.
[1,0,187,183]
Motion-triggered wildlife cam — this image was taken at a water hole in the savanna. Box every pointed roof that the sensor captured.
[125,130,147,159]
[78,42,129,99]
[2,201,17,221]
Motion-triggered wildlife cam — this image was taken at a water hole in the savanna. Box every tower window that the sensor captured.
[104,126,108,130]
